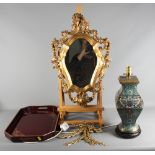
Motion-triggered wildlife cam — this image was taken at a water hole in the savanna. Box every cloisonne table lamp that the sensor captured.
[115,66,143,138]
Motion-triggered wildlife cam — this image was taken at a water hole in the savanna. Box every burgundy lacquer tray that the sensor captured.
[5,105,60,142]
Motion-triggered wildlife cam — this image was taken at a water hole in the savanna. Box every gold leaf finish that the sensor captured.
[59,123,105,146]
[51,10,111,106]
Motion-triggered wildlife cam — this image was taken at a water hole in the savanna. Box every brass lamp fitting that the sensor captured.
[126,66,132,78]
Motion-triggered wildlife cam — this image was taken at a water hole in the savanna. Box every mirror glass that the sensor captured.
[65,38,97,88]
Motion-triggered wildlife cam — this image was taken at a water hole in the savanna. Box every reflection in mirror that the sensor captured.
[65,38,97,88]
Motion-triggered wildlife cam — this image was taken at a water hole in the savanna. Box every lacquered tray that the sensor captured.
[5,105,60,142]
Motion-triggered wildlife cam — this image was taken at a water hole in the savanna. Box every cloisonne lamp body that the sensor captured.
[115,67,143,138]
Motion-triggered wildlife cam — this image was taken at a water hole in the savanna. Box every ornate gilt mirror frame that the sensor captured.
[51,8,111,107]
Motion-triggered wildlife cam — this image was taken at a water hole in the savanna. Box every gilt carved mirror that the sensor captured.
[51,7,111,107]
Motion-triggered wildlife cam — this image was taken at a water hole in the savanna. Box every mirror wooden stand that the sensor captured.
[58,79,103,126]
[51,6,111,126]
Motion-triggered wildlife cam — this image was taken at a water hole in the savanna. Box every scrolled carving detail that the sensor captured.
[68,91,95,107]
[51,12,111,106]
[71,13,89,34]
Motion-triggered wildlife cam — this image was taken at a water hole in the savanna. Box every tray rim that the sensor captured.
[5,105,60,142]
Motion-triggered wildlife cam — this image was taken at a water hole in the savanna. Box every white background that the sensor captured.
[0,3,155,110]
